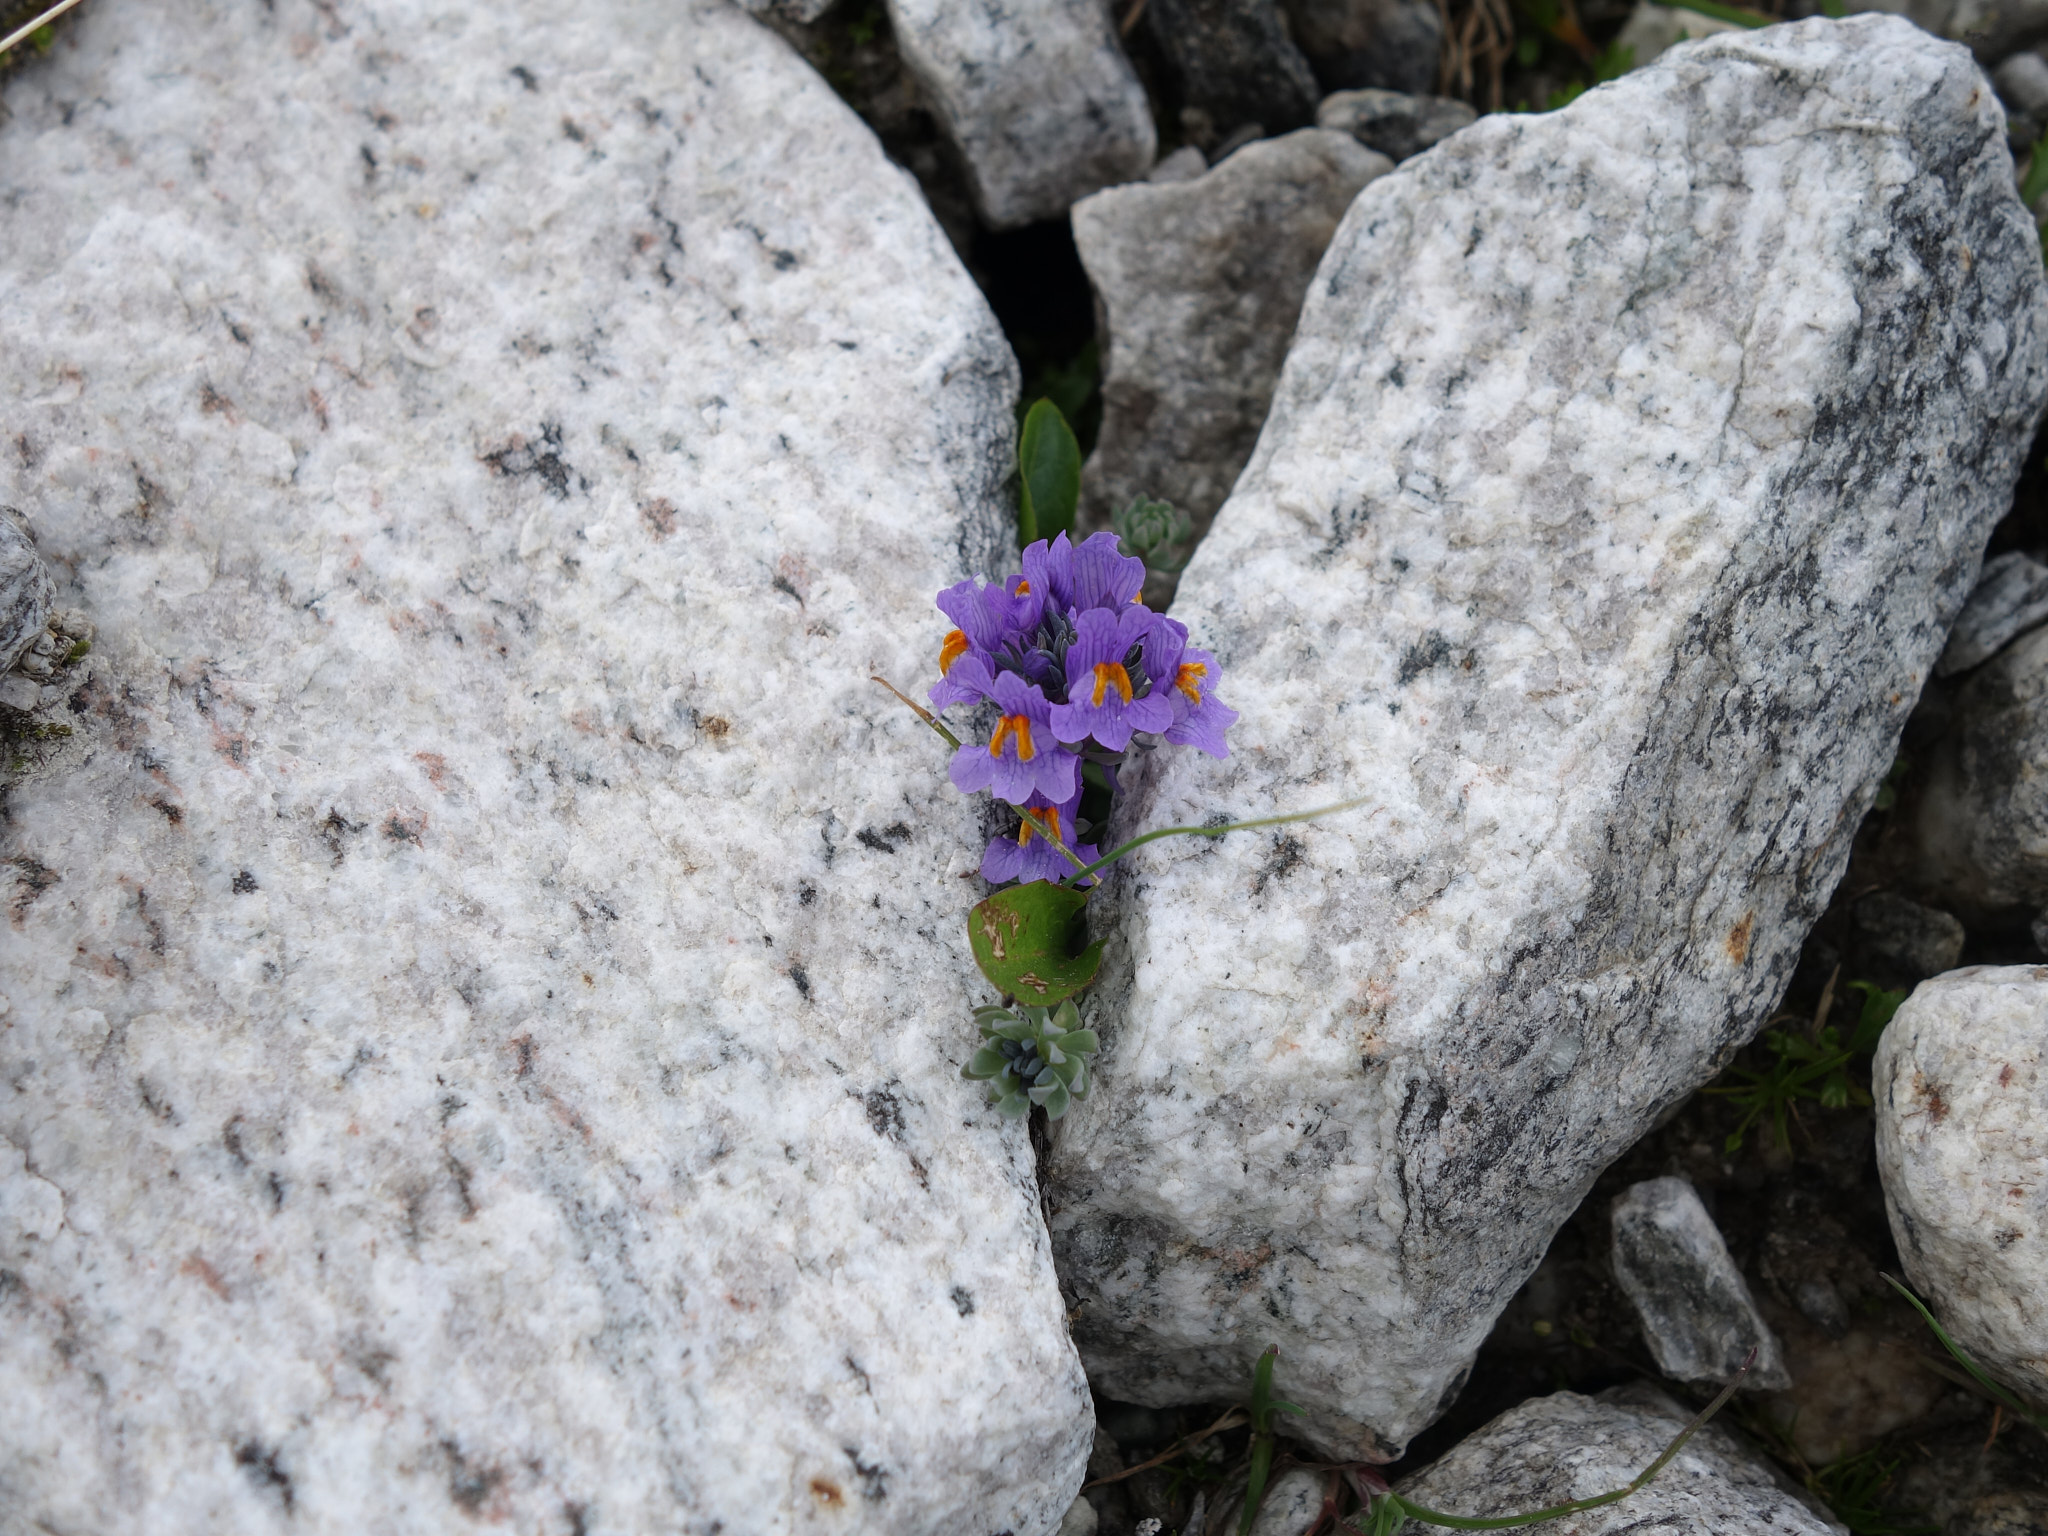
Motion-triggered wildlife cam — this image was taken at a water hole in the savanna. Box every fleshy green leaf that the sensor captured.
[1033,1081,1072,1118]
[968,880,1104,1004]
[1056,1029,1099,1055]
[964,1046,1008,1079]
[1017,400,1081,546]
[994,1087,1032,1118]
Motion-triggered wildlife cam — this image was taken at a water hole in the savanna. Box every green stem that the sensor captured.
[871,675,962,750]
[1068,796,1372,886]
[0,0,85,57]
[1884,1275,2048,1432]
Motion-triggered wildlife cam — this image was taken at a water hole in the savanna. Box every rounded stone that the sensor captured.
[1875,965,2048,1405]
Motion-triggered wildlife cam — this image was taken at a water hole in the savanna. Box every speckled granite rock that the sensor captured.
[0,2,1092,1532]
[1937,549,2048,675]
[1073,128,1389,598]
[887,0,1156,228]
[1610,1177,1790,1390]
[1911,625,2048,921]
[1876,966,2048,1406]
[0,513,53,676]
[1047,15,2048,1459]
[1315,87,1476,162]
[1391,1385,1845,1534]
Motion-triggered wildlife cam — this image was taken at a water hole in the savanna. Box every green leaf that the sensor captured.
[1057,1029,1100,1055]
[1017,400,1081,547]
[1032,1080,1073,1118]
[968,880,1104,1004]
[964,1046,1008,1079]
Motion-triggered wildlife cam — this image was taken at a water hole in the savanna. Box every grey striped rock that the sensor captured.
[1047,15,2048,1459]
[1391,1385,1844,1534]
[0,2,1091,1532]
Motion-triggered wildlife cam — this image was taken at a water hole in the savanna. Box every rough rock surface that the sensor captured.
[888,0,1155,228]
[1140,0,1322,146]
[1876,966,2048,1406]
[1316,87,1477,162]
[1238,1467,1326,1534]
[1912,625,2048,921]
[1282,0,1443,94]
[1047,15,2048,1459]
[1610,1177,1790,1389]
[1853,890,1966,981]
[1391,1385,1845,1534]
[1073,129,1390,592]
[1611,1,1743,67]
[0,513,54,677]
[0,2,1093,1532]
[1937,549,2048,675]
[735,0,837,24]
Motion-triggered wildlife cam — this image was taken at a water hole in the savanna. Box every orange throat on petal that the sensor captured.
[1174,661,1208,703]
[1091,662,1134,707]
[939,629,970,675]
[990,714,1036,761]
[1019,806,1060,846]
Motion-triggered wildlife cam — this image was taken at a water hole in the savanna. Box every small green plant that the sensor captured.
[1872,753,1911,812]
[1113,495,1194,580]
[962,999,1099,1119]
[1704,973,1905,1152]
[1239,1346,1308,1536]
[1805,1445,1936,1536]
[1016,399,1081,547]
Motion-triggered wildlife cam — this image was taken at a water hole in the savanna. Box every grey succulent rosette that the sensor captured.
[963,1000,1100,1119]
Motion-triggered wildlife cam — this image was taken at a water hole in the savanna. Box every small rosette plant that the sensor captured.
[963,1000,1100,1120]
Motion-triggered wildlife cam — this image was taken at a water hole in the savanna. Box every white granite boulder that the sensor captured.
[0,2,1092,1532]
[1073,128,1390,595]
[1046,15,2048,1459]
[1390,1385,1845,1534]
[1876,966,2048,1407]
[886,0,1156,228]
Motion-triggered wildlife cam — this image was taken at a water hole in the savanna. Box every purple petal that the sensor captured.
[949,742,998,794]
[981,834,1027,884]
[1167,693,1238,758]
[931,650,997,710]
[1021,533,1075,612]
[1067,531,1147,612]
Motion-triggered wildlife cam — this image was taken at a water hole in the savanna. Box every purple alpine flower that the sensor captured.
[981,788,1099,886]
[1050,604,1172,751]
[1021,531,1146,616]
[1144,614,1238,758]
[931,577,1040,708]
[949,669,1079,805]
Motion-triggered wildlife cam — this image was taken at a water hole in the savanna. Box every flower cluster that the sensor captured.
[931,531,1237,885]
